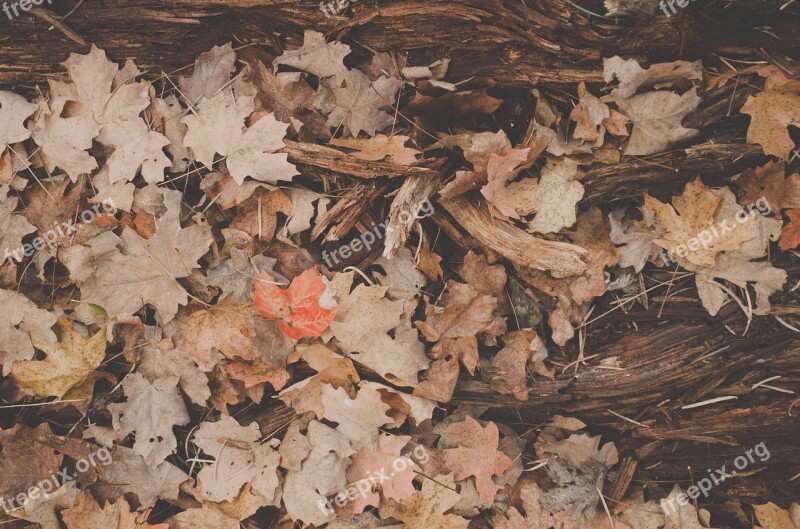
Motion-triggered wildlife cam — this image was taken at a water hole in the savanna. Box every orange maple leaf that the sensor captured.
[779,209,800,251]
[251,268,336,339]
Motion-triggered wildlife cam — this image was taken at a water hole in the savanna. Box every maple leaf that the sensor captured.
[76,188,212,323]
[139,336,211,406]
[380,474,469,529]
[175,299,255,370]
[192,415,281,505]
[84,373,189,466]
[282,420,355,526]
[150,94,193,173]
[179,42,237,106]
[325,70,403,137]
[11,318,106,398]
[662,485,720,529]
[0,424,63,502]
[735,160,800,217]
[62,493,168,529]
[182,89,298,184]
[274,30,351,81]
[602,56,703,102]
[345,433,419,514]
[440,417,513,502]
[252,267,336,339]
[97,117,171,184]
[480,147,537,220]
[569,82,629,143]
[644,178,758,268]
[617,88,701,156]
[30,96,99,180]
[96,446,189,508]
[0,288,57,375]
[779,209,800,250]
[741,66,800,160]
[248,59,316,122]
[331,283,429,385]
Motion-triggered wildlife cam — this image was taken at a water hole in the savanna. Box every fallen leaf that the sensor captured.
[84,373,189,466]
[330,134,421,165]
[380,474,469,529]
[527,158,585,234]
[179,42,237,106]
[754,502,795,529]
[96,446,189,508]
[274,30,351,81]
[779,209,800,250]
[62,493,168,529]
[617,88,701,156]
[11,318,106,398]
[0,288,57,375]
[741,66,800,160]
[252,267,337,339]
[735,160,800,217]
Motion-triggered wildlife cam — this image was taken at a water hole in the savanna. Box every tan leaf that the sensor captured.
[492,482,558,529]
[12,318,106,399]
[77,188,212,323]
[645,178,757,268]
[62,493,168,529]
[0,424,62,502]
[248,60,315,122]
[753,503,795,529]
[274,30,351,81]
[735,160,800,217]
[440,418,513,502]
[662,485,719,529]
[168,506,239,529]
[380,474,469,529]
[139,336,210,406]
[416,281,504,343]
[602,56,703,101]
[331,134,421,165]
[609,208,658,272]
[192,415,281,505]
[0,184,36,263]
[96,446,189,508]
[331,284,429,385]
[527,158,585,234]
[618,88,701,156]
[326,71,403,137]
[98,117,171,184]
[489,330,548,401]
[741,66,800,160]
[0,288,57,375]
[0,91,37,147]
[179,42,237,106]
[84,373,189,465]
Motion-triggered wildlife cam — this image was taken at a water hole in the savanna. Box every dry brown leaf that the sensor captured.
[735,160,800,217]
[741,66,800,160]
[84,373,189,465]
[380,474,469,529]
[274,30,351,81]
[96,446,189,508]
[0,288,57,375]
[527,158,585,234]
[330,283,429,385]
[11,318,106,399]
[192,415,281,505]
[62,493,168,529]
[617,88,701,156]
[753,502,795,529]
[179,42,237,106]
[602,56,703,101]
[0,424,63,503]
[330,134,421,165]
[77,188,211,323]
[489,330,549,400]
[325,71,403,137]
[139,336,210,406]
[492,481,558,529]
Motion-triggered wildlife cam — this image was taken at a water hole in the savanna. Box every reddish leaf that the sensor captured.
[779,209,800,251]
[251,268,335,339]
